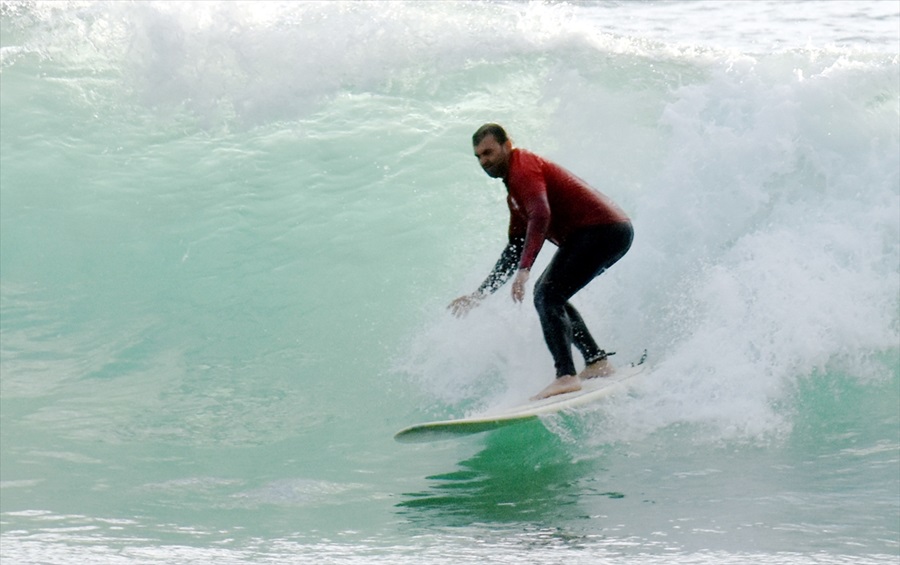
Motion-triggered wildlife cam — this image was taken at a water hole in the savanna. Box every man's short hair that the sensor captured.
[472,123,509,146]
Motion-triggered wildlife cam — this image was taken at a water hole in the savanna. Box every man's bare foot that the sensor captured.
[530,375,581,400]
[577,358,615,380]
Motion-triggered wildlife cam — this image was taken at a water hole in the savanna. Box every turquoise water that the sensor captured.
[1,1,898,563]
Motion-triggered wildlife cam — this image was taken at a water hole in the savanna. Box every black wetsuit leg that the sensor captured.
[533,222,633,377]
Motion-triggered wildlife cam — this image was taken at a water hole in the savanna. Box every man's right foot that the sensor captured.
[530,375,582,400]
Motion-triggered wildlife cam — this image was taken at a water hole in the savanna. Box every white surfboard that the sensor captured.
[395,357,647,443]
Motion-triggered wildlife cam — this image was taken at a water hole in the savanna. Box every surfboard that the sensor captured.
[395,354,648,443]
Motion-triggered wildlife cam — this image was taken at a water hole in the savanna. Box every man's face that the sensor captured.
[474,134,511,179]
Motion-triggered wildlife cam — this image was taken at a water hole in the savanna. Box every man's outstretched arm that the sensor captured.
[448,237,524,317]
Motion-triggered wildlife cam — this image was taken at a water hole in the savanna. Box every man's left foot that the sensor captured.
[530,375,581,400]
[577,358,615,380]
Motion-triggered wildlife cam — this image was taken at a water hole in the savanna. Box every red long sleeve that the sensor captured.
[503,149,629,270]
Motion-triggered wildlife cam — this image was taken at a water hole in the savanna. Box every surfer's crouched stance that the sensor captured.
[448,123,633,400]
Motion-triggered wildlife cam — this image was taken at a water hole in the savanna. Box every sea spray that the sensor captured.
[400,16,899,445]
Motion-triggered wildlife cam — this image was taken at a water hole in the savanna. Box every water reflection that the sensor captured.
[397,417,617,527]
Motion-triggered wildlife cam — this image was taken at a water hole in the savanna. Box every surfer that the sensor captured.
[448,123,633,400]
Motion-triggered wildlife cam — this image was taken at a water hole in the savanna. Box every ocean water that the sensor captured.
[1,1,898,563]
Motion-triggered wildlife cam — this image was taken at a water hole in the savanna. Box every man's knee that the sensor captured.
[533,283,565,318]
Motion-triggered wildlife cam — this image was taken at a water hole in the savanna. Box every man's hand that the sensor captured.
[511,269,530,303]
[447,293,484,318]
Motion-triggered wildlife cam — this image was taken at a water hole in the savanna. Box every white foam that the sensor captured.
[401,24,899,442]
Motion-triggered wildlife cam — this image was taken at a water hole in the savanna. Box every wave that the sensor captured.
[2,0,898,448]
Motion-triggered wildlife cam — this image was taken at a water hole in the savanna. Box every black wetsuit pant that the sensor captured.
[533,222,633,377]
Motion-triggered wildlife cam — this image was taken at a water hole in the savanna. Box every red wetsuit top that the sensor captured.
[504,148,630,270]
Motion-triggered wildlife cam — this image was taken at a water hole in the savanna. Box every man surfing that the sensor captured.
[448,123,634,400]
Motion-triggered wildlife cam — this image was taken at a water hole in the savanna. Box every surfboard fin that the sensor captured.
[632,349,648,367]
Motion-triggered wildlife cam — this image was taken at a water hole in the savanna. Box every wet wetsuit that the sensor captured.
[477,148,633,377]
